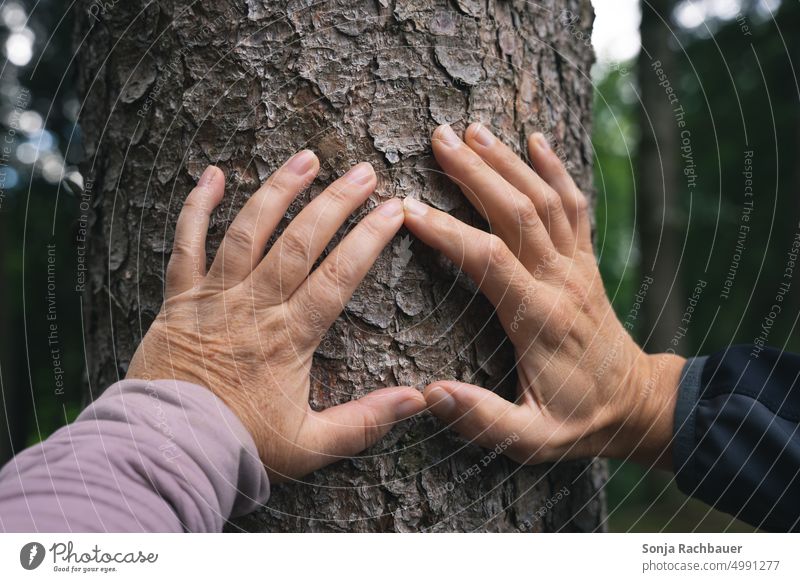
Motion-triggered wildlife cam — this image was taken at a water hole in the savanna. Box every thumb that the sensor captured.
[299,387,426,472]
[424,381,529,453]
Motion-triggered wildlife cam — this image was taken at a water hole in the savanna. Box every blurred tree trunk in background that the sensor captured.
[75,0,605,531]
[637,0,684,352]
[0,226,27,465]
[0,223,9,464]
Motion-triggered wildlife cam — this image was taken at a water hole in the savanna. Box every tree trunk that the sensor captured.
[75,0,605,532]
[636,0,684,352]
[0,220,11,465]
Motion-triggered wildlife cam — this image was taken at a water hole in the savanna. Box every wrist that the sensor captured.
[609,351,685,467]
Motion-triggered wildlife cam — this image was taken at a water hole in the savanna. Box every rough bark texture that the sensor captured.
[75,0,606,532]
[637,0,684,352]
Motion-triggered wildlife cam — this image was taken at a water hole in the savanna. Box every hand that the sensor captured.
[402,124,685,467]
[127,151,426,481]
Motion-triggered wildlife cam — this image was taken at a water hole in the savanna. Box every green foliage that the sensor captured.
[679,3,800,354]
[593,67,640,318]
[595,2,800,531]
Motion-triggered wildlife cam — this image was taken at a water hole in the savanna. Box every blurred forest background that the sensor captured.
[0,0,797,531]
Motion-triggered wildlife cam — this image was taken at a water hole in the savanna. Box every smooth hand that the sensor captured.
[403,124,685,467]
[128,152,425,481]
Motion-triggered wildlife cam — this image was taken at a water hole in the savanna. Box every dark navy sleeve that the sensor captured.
[673,345,800,531]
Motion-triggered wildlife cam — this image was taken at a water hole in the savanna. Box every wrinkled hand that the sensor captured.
[128,152,425,481]
[403,124,685,466]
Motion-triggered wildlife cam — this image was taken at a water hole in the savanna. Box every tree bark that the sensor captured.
[637,0,684,352]
[75,0,605,532]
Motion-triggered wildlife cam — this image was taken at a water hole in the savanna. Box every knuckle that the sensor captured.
[531,249,562,278]
[562,276,591,313]
[286,296,324,338]
[277,229,310,264]
[515,199,540,226]
[574,190,590,211]
[442,217,462,244]
[462,150,486,174]
[485,234,511,267]
[338,399,386,452]
[543,188,564,213]
[181,197,208,216]
[547,155,567,175]
[360,407,383,449]
[541,192,567,228]
[266,168,300,195]
[320,254,358,289]
[170,239,195,259]
[359,213,384,239]
[223,224,254,252]
[322,182,350,206]
[496,150,521,174]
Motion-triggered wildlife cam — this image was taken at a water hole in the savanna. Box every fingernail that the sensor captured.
[403,197,428,217]
[437,124,461,148]
[472,123,495,147]
[377,198,403,217]
[345,162,374,185]
[286,149,316,175]
[429,387,456,416]
[396,396,425,420]
[533,133,550,151]
[198,165,217,187]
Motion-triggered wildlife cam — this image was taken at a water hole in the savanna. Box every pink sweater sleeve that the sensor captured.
[0,379,269,532]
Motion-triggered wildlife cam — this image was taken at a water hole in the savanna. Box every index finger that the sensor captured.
[166,166,225,298]
[288,199,405,343]
[431,124,557,269]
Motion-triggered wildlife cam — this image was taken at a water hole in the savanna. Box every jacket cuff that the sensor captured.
[82,379,270,527]
[672,355,708,491]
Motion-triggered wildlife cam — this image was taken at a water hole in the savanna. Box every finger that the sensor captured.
[528,133,593,252]
[166,166,225,298]
[424,381,531,460]
[297,387,426,473]
[463,123,574,252]
[207,150,319,287]
[290,199,404,340]
[431,124,556,269]
[253,162,377,302]
[402,197,549,330]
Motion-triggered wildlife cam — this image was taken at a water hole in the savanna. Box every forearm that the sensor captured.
[0,379,269,532]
